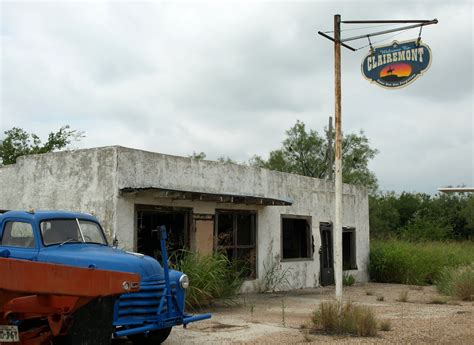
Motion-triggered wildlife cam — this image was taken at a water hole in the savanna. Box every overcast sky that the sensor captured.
[1,0,472,194]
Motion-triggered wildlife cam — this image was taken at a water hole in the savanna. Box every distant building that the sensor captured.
[0,146,370,292]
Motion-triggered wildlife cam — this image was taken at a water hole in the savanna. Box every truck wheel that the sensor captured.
[127,328,172,344]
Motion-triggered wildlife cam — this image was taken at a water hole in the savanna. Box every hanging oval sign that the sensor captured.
[361,39,432,89]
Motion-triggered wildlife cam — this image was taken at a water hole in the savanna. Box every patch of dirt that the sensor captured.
[117,283,474,344]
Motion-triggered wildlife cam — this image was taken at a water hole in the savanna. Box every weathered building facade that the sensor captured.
[0,146,370,292]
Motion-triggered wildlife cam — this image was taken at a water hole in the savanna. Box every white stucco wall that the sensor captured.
[0,146,370,291]
[0,147,119,236]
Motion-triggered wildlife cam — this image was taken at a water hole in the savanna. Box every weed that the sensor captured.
[397,290,409,302]
[261,255,292,292]
[365,290,374,296]
[281,299,286,327]
[311,301,378,337]
[428,296,448,304]
[343,273,356,286]
[379,320,391,331]
[249,302,256,319]
[376,294,384,301]
[302,329,312,342]
[436,264,474,300]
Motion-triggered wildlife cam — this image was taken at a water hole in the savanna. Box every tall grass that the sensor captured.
[436,264,474,300]
[312,301,378,337]
[370,240,474,285]
[171,250,244,308]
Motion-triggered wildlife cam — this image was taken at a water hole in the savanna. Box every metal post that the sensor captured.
[333,14,343,300]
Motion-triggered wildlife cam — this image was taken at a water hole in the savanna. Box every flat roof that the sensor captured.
[438,187,474,193]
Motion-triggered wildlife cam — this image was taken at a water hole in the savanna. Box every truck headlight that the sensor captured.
[179,274,189,289]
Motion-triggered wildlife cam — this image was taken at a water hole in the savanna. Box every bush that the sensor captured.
[370,240,474,285]
[436,264,474,301]
[312,301,377,337]
[343,273,355,286]
[171,250,244,308]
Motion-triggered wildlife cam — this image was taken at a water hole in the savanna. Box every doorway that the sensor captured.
[319,222,334,286]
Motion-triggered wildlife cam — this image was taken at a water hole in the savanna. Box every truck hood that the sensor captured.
[37,244,164,280]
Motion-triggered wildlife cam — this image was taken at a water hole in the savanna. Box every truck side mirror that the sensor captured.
[112,235,119,248]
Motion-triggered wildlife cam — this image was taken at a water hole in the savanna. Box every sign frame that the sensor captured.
[361,39,433,89]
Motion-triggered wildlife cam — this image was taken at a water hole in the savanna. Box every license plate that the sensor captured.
[0,325,19,342]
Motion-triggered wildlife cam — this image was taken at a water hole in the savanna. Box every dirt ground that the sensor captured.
[115,283,474,344]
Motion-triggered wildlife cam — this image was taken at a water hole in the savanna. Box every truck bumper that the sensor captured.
[114,313,212,337]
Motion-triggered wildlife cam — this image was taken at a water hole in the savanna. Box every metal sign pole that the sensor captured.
[333,14,343,301]
[319,15,437,301]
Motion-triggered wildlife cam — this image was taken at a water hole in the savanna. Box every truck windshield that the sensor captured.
[40,219,107,246]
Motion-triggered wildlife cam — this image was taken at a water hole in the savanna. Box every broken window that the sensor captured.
[342,227,357,270]
[216,211,256,279]
[281,216,312,260]
[135,205,191,263]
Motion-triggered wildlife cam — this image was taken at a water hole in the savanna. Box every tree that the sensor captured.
[0,126,84,166]
[188,151,206,160]
[251,120,379,193]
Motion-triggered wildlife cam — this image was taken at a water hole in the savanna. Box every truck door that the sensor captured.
[0,220,39,260]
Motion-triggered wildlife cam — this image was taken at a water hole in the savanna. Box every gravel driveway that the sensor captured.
[114,283,474,344]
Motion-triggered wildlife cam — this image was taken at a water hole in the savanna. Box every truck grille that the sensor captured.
[114,277,178,325]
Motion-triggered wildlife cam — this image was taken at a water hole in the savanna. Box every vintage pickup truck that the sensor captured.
[0,210,211,344]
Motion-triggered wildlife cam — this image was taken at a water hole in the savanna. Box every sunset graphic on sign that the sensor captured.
[380,63,412,78]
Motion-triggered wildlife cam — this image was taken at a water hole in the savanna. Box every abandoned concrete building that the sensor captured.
[0,146,370,292]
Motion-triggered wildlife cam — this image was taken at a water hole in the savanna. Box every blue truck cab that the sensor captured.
[0,210,211,344]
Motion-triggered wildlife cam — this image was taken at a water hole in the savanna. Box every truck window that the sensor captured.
[1,221,35,248]
[78,220,107,245]
[41,219,82,245]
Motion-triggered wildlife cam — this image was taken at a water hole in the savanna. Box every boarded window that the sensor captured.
[1,222,35,248]
[343,227,357,270]
[216,211,256,279]
[281,216,312,260]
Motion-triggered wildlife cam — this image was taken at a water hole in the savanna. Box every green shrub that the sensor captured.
[171,250,244,308]
[312,301,377,337]
[436,264,474,301]
[343,273,355,286]
[370,240,474,285]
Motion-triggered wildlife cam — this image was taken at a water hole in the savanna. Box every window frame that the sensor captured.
[39,218,108,247]
[280,214,313,262]
[342,226,357,270]
[0,220,36,249]
[215,209,258,279]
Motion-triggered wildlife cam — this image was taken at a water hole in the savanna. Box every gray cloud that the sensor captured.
[1,1,472,194]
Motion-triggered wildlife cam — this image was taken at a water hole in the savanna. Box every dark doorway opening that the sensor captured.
[343,227,357,270]
[135,205,191,262]
[319,222,334,286]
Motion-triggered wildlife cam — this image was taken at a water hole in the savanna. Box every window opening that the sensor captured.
[281,216,312,260]
[135,205,191,263]
[342,227,357,270]
[216,211,256,279]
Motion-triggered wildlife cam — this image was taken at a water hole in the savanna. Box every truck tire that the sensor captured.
[52,296,116,345]
[127,328,172,344]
